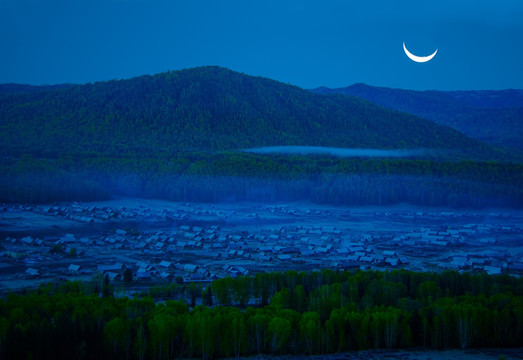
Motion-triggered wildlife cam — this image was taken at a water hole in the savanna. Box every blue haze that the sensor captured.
[244,146,437,158]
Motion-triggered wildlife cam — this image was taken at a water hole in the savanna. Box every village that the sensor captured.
[1,198,522,293]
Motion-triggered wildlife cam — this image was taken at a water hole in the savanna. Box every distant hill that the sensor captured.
[311,84,523,152]
[444,89,523,109]
[0,83,74,95]
[0,66,501,160]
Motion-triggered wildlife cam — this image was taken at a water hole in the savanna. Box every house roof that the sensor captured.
[183,264,198,273]
[105,272,120,281]
[484,266,502,275]
[68,264,81,272]
[25,268,40,276]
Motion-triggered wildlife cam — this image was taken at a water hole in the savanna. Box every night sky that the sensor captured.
[1,0,522,90]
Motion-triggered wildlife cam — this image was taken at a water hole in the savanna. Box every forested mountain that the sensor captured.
[444,89,523,108]
[311,84,523,151]
[0,66,500,159]
[1,67,521,206]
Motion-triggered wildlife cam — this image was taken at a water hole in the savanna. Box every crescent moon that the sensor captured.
[403,42,438,63]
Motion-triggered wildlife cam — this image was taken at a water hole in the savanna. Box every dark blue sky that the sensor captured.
[1,0,522,90]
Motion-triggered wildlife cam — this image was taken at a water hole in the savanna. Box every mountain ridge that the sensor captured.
[1,67,521,206]
[311,83,523,152]
[0,66,504,160]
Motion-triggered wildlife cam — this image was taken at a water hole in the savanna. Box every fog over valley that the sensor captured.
[243,146,439,158]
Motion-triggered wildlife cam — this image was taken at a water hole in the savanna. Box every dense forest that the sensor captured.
[1,66,521,207]
[1,152,522,207]
[1,270,522,359]
[0,66,503,159]
[312,84,523,152]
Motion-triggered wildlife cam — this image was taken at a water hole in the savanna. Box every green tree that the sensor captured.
[293,285,307,313]
[148,313,177,360]
[104,317,130,357]
[226,310,247,357]
[203,286,213,307]
[247,309,269,354]
[300,311,321,354]
[102,273,113,297]
[188,282,200,308]
[267,316,291,354]
[0,316,8,359]
[69,247,77,257]
[134,321,147,360]
[123,268,133,283]
[383,307,401,349]
[416,280,441,302]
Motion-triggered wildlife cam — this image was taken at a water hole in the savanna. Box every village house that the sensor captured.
[68,264,81,273]
[24,268,40,278]
[158,261,175,269]
[483,266,502,275]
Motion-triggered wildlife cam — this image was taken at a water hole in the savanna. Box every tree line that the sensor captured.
[1,152,522,207]
[0,66,500,159]
[1,269,522,359]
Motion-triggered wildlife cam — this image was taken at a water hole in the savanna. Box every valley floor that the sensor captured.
[1,198,522,294]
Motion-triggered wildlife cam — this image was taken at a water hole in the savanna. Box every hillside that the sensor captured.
[444,89,523,108]
[0,66,500,159]
[1,67,521,207]
[311,84,523,152]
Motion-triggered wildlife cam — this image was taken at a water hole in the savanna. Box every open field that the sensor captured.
[1,198,522,294]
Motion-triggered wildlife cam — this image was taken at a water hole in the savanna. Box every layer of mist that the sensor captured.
[2,171,520,209]
[243,146,437,158]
